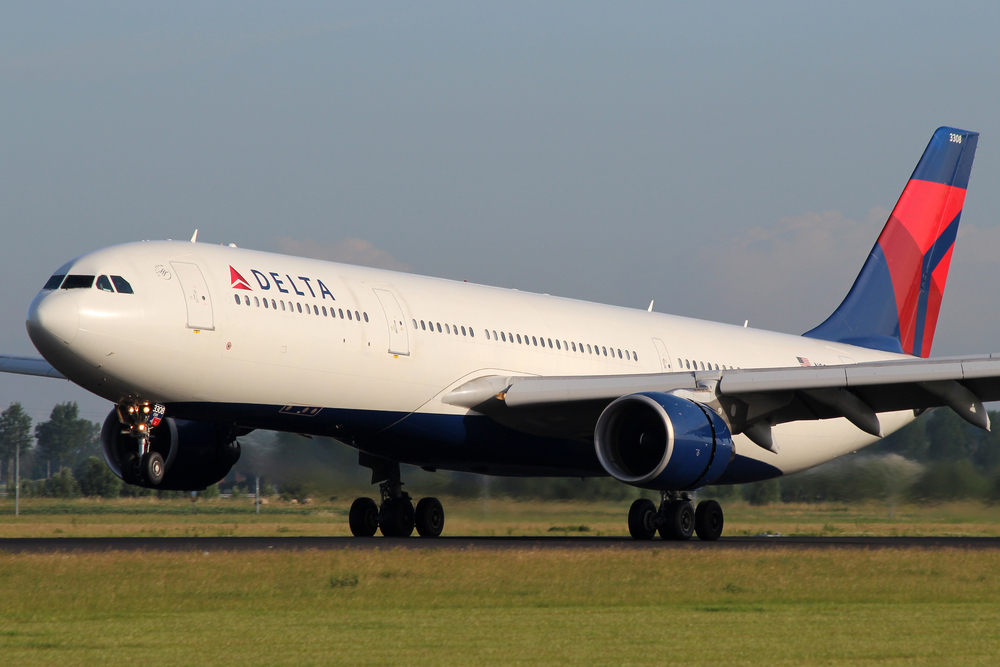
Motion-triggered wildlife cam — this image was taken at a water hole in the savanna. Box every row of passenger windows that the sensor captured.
[43,274,134,294]
[680,358,737,371]
[411,318,638,361]
[234,293,368,323]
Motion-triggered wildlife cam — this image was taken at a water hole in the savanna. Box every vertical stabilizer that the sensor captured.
[804,127,978,357]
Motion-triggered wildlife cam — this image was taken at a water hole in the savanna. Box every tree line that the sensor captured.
[3,400,1000,503]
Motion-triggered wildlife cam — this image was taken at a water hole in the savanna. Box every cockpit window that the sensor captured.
[96,275,114,292]
[62,275,95,289]
[111,276,134,294]
[43,275,65,290]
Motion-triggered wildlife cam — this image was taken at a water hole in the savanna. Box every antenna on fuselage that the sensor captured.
[647,300,654,312]
[190,229,199,243]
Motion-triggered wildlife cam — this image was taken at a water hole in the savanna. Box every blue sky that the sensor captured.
[3,1,1000,424]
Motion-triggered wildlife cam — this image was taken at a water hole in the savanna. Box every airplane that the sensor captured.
[2,126,996,541]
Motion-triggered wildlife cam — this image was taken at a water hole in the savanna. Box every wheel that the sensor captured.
[141,452,165,485]
[121,451,141,485]
[415,497,445,537]
[379,498,415,537]
[628,498,658,540]
[658,500,695,541]
[695,500,725,541]
[349,497,379,537]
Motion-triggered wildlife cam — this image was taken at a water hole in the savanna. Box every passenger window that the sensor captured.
[364,312,369,322]
[563,340,568,350]
[111,276,134,294]
[62,275,94,289]
[355,311,360,321]
[602,346,607,356]
[516,334,522,344]
[323,307,327,316]
[532,336,537,346]
[420,320,426,330]
[412,319,417,329]
[96,275,114,292]
[265,299,270,309]
[571,342,576,352]
[281,301,286,311]
[245,296,251,306]
[271,299,276,309]
[462,326,467,336]
[435,322,441,332]
[587,344,592,354]
[347,310,352,320]
[633,352,638,361]
[338,308,344,318]
[255,297,260,307]
[469,328,475,337]
[625,350,630,360]
[700,362,705,370]
[234,295,240,305]
[445,324,450,334]
[492,330,497,340]
[43,275,65,290]
[555,340,561,350]
[617,349,622,359]
[500,331,505,342]
[685,359,690,369]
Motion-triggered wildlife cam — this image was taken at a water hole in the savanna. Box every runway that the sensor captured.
[2,535,1000,553]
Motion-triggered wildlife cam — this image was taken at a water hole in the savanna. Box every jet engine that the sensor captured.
[594,392,734,490]
[100,410,241,491]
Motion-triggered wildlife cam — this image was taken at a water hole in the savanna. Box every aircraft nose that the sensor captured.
[27,291,80,347]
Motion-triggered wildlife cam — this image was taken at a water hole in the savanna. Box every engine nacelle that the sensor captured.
[101,410,241,491]
[594,392,734,490]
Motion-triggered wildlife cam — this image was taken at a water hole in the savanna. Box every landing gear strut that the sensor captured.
[118,402,167,486]
[628,492,724,541]
[349,455,444,538]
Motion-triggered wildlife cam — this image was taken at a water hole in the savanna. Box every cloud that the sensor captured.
[274,237,411,272]
[694,207,889,332]
[693,209,1000,355]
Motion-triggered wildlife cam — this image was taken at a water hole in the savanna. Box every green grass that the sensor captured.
[5,496,1000,538]
[0,548,998,665]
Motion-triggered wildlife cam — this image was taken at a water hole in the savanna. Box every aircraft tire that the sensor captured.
[695,500,724,541]
[379,498,415,538]
[142,452,165,485]
[627,499,658,540]
[349,497,379,537]
[658,500,694,541]
[415,497,445,537]
[121,451,142,485]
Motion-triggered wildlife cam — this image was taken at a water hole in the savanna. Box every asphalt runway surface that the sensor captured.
[2,535,1000,553]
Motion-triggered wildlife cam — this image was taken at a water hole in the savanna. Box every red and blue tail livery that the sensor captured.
[805,127,978,356]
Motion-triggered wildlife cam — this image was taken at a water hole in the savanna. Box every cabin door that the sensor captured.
[372,288,410,356]
[171,262,215,331]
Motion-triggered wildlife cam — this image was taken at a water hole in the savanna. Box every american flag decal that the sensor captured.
[796,356,813,367]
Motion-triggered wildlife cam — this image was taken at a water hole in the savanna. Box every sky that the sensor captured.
[3,1,1000,426]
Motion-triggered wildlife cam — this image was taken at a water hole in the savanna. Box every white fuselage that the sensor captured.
[27,240,915,480]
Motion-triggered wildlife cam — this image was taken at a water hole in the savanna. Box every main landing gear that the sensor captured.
[627,491,724,541]
[118,401,167,486]
[349,457,444,538]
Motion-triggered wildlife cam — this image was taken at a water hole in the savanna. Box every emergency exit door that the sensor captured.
[372,288,409,355]
[652,338,673,371]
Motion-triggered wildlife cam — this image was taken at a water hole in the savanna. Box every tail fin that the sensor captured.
[804,127,978,357]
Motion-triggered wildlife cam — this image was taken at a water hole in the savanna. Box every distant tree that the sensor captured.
[119,483,154,498]
[742,478,780,506]
[77,456,122,498]
[200,483,220,500]
[45,467,80,499]
[0,402,33,487]
[34,402,99,472]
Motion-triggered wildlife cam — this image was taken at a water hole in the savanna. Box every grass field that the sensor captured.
[2,498,1000,665]
[1,547,999,666]
[3,495,1000,539]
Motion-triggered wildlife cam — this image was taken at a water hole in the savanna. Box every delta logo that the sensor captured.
[229,265,337,301]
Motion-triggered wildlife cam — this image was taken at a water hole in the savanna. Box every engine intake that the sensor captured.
[595,392,734,490]
[101,410,241,491]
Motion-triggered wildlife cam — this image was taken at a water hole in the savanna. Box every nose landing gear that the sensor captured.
[349,456,444,538]
[117,402,167,486]
[627,491,724,541]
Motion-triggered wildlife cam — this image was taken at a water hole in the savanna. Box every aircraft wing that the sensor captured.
[0,354,66,379]
[442,354,1000,451]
